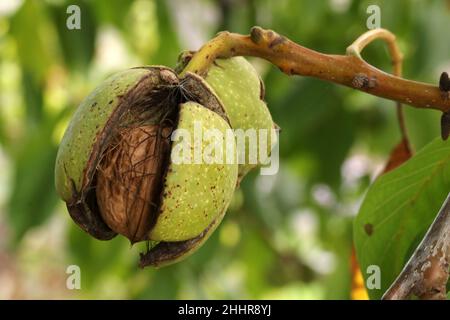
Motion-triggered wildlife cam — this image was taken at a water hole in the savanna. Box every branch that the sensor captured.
[382,192,450,300]
[181,26,450,112]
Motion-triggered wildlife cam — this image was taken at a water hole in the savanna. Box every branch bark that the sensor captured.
[382,192,450,300]
[181,26,450,112]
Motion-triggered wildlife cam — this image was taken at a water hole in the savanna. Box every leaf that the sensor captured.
[354,137,450,299]
[48,2,97,71]
[88,0,132,28]
[67,224,132,289]
[151,0,181,67]
[269,78,357,187]
[7,122,58,242]
[10,0,58,84]
[0,113,4,146]
[21,70,44,124]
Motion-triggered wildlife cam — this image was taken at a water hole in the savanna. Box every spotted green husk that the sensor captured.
[205,57,277,179]
[149,102,238,241]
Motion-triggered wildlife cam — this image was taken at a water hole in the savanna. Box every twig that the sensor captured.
[382,192,450,300]
[181,26,450,112]
[347,29,409,141]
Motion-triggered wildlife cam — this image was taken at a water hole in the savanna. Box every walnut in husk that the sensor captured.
[55,67,238,267]
[55,57,277,267]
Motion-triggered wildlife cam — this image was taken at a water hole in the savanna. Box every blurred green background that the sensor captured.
[0,0,449,299]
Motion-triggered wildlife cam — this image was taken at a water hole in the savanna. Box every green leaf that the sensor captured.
[354,137,450,299]
[7,122,58,242]
[0,113,4,146]
[87,0,132,28]
[67,224,132,289]
[10,0,58,84]
[270,78,356,187]
[21,70,44,125]
[48,2,97,71]
[151,0,180,67]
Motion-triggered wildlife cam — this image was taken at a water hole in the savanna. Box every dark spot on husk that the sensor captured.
[364,223,374,236]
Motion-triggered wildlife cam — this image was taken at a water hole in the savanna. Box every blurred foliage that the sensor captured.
[0,0,449,299]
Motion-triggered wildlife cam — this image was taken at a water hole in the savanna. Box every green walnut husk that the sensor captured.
[55,55,277,268]
[177,55,278,180]
[205,57,277,179]
[55,66,238,267]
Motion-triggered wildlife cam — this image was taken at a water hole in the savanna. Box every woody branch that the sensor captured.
[181,26,450,113]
